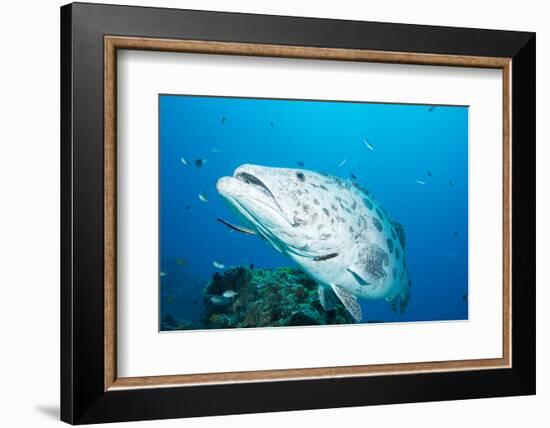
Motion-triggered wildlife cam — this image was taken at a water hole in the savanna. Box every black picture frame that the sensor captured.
[61,2,535,424]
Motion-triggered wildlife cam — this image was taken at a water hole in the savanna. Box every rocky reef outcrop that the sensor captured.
[163,265,355,330]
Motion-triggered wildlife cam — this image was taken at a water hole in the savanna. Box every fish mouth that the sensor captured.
[233,170,286,219]
[217,165,292,234]
[216,167,290,253]
[234,172,277,201]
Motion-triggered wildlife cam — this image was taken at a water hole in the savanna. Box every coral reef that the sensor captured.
[171,265,356,330]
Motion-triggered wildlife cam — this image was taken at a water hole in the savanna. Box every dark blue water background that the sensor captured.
[159,95,468,328]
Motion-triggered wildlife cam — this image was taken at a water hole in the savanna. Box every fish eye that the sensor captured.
[296,172,305,182]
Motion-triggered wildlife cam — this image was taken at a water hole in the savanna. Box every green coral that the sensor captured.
[198,265,355,329]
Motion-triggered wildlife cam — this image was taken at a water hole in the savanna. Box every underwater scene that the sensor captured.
[159,94,468,331]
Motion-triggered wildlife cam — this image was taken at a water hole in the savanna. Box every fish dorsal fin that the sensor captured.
[390,219,406,249]
[331,284,362,322]
[318,285,336,311]
[347,267,370,286]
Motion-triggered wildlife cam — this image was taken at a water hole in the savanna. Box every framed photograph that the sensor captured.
[61,2,535,424]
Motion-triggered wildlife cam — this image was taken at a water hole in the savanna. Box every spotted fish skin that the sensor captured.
[216,164,410,319]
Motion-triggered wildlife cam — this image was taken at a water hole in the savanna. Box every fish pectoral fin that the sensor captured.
[347,267,370,286]
[318,285,337,311]
[331,284,362,322]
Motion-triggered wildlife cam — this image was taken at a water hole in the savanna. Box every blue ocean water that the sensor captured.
[159,94,468,329]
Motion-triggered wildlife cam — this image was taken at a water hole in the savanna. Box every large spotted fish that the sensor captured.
[216,164,411,321]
